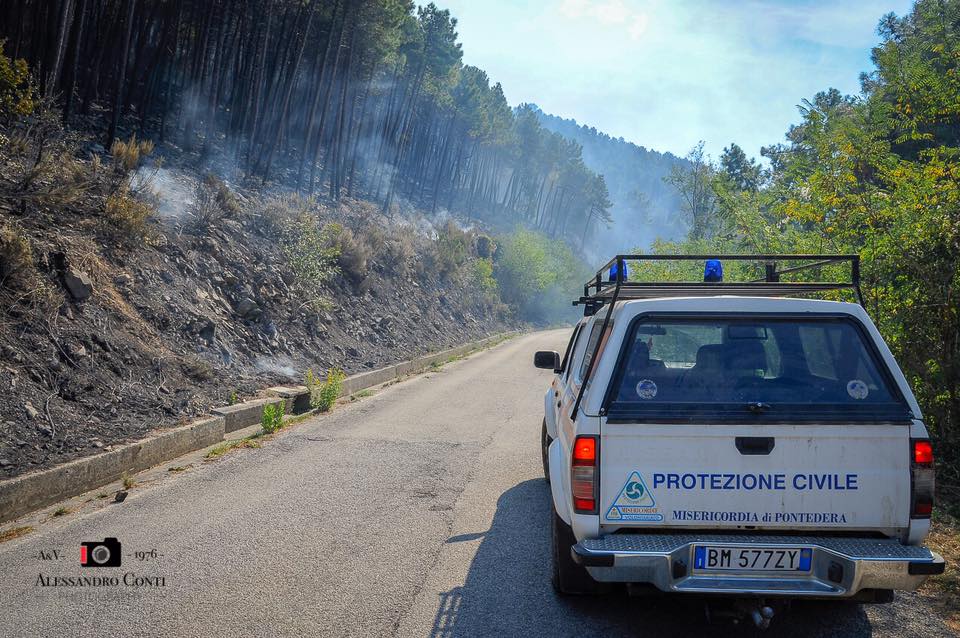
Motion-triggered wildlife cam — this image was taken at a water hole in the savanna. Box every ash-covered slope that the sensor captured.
[0,161,510,479]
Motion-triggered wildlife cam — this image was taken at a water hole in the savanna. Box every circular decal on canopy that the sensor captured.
[636,379,658,400]
[846,379,869,400]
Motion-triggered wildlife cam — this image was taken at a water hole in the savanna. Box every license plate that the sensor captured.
[693,546,812,572]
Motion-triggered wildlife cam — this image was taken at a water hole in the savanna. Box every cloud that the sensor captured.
[559,0,650,40]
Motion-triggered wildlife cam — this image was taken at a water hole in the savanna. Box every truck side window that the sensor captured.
[577,322,606,383]
[560,324,583,380]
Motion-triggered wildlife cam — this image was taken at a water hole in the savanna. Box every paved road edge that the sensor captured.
[0,331,519,524]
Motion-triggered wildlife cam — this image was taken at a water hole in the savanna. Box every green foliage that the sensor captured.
[652,0,960,475]
[261,402,285,434]
[493,228,588,325]
[281,216,340,310]
[434,220,471,278]
[306,368,346,413]
[0,41,35,120]
[470,258,497,299]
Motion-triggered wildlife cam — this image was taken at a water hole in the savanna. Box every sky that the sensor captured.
[429,0,914,161]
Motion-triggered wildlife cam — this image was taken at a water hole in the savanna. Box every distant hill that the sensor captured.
[532,106,689,257]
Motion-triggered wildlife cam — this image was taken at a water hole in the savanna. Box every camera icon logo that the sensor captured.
[80,538,122,567]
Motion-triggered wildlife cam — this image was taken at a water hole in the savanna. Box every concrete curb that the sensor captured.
[0,331,517,524]
[0,416,224,524]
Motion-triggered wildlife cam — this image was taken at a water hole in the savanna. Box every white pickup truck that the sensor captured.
[535,255,944,627]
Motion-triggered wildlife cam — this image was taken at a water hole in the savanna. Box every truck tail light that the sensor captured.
[572,435,598,514]
[911,439,935,519]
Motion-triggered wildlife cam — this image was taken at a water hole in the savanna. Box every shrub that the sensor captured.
[110,134,154,176]
[307,368,346,413]
[383,232,415,277]
[330,225,371,285]
[191,173,239,230]
[282,216,340,310]
[104,188,155,240]
[261,402,285,434]
[475,234,495,259]
[471,258,498,299]
[0,41,35,120]
[435,220,470,278]
[0,224,33,288]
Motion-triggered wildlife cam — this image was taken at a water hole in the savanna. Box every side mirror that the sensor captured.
[534,350,561,372]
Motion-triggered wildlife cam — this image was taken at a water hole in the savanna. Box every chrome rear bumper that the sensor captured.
[572,533,944,597]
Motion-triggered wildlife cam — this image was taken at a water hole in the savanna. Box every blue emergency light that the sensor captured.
[704,259,723,282]
[608,261,629,282]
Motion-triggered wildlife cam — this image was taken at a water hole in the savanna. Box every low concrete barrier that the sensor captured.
[213,397,287,433]
[0,416,224,524]
[0,331,516,525]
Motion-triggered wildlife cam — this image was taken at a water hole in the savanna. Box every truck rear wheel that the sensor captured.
[551,510,603,595]
[541,419,551,484]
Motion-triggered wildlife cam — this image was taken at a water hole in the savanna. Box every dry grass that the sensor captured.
[206,436,262,459]
[104,188,155,240]
[921,504,960,632]
[0,526,33,543]
[0,223,33,287]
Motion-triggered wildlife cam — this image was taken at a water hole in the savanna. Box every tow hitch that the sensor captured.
[704,599,785,630]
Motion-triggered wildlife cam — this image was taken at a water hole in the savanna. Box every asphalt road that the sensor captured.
[0,331,952,637]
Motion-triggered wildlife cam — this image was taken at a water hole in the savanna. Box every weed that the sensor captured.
[121,473,135,490]
[922,507,960,631]
[261,402,285,434]
[96,493,108,499]
[206,436,261,459]
[229,391,238,405]
[167,466,188,473]
[53,507,69,517]
[307,368,346,412]
[0,526,33,543]
[350,389,374,401]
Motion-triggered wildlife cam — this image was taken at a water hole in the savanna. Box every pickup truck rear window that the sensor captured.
[606,317,911,422]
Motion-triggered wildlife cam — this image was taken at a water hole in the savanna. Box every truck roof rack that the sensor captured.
[568,254,863,421]
[574,254,863,316]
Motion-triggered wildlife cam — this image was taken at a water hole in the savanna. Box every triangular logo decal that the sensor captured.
[605,471,662,521]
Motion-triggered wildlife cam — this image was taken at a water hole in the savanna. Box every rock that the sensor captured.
[58,303,74,320]
[0,459,11,467]
[24,401,39,419]
[234,297,258,318]
[114,273,133,287]
[198,319,216,344]
[66,343,87,359]
[347,346,360,357]
[63,269,93,300]
[160,271,175,284]
[114,491,128,503]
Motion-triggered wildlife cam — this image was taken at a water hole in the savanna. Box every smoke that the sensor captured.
[140,166,196,219]
[254,356,298,379]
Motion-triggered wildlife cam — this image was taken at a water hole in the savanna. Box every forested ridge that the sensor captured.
[0,0,617,252]
[534,106,690,257]
[654,0,960,473]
